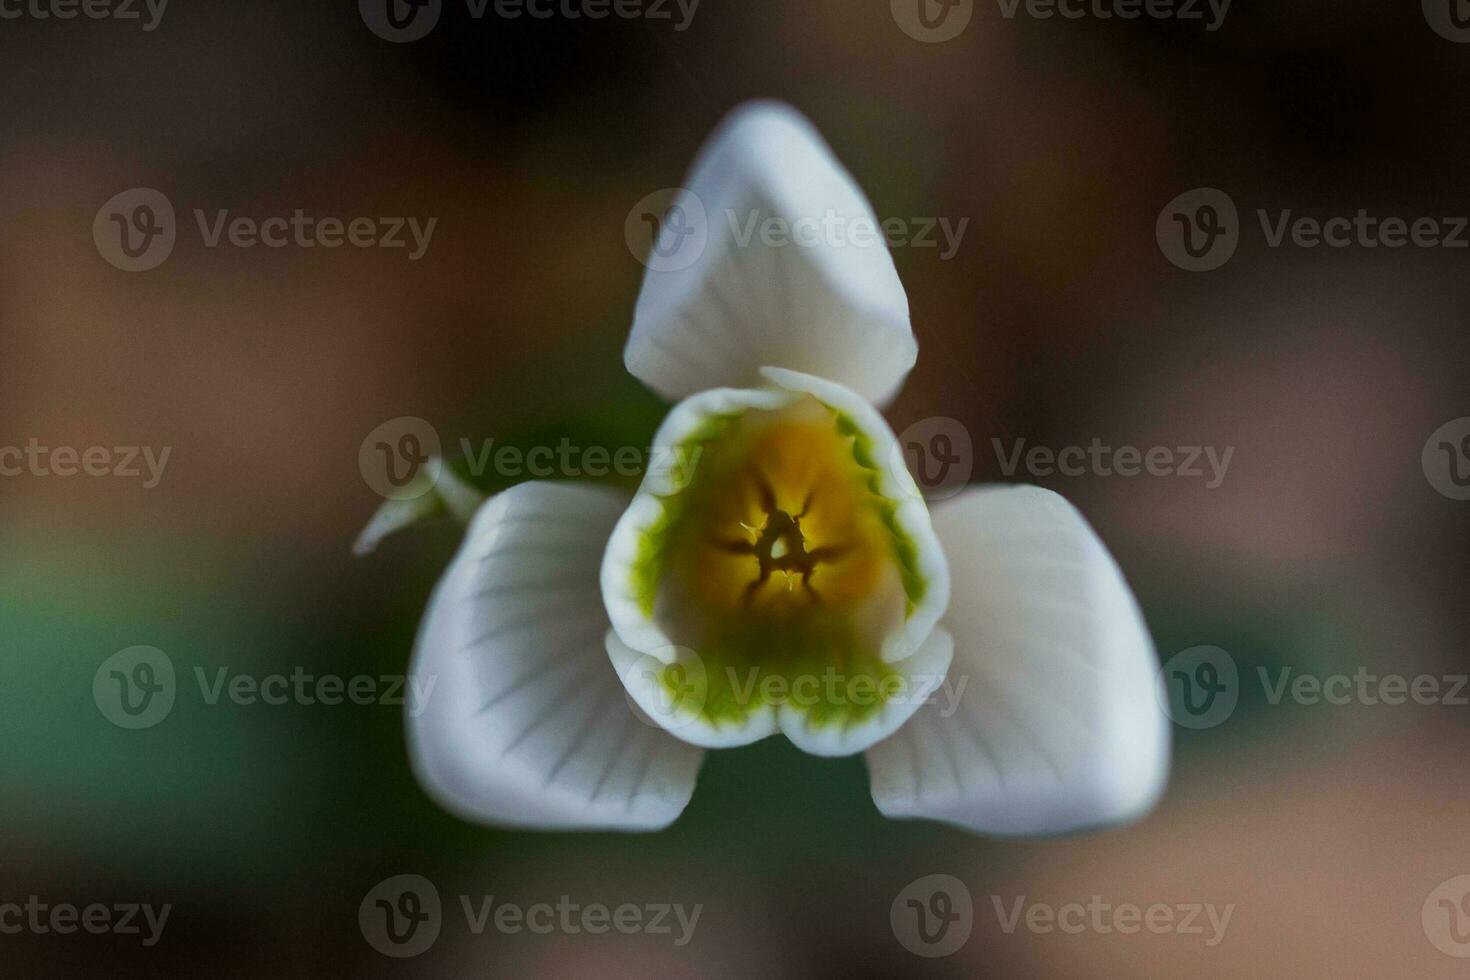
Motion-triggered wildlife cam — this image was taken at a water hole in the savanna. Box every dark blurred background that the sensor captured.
[2,0,1469,976]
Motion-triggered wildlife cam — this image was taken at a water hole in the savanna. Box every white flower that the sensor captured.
[374,102,1169,835]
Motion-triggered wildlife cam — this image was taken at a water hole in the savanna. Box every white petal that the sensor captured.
[626,101,917,407]
[408,481,704,831]
[866,486,1169,836]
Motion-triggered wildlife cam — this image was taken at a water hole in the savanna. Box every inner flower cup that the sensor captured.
[602,367,953,756]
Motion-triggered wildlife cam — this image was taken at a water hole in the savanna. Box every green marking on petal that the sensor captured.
[657,628,906,731]
[835,411,927,617]
[629,410,742,618]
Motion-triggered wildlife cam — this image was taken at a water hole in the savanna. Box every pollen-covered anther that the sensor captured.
[716,497,851,605]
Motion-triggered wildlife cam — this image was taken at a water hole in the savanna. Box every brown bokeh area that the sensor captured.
[2,1,1468,976]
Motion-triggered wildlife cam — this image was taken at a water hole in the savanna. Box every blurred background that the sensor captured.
[2,0,1469,975]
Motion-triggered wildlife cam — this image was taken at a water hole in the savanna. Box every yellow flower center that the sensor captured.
[631,395,925,729]
[661,396,901,628]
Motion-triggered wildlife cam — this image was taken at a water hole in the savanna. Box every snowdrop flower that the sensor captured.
[365,102,1168,835]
